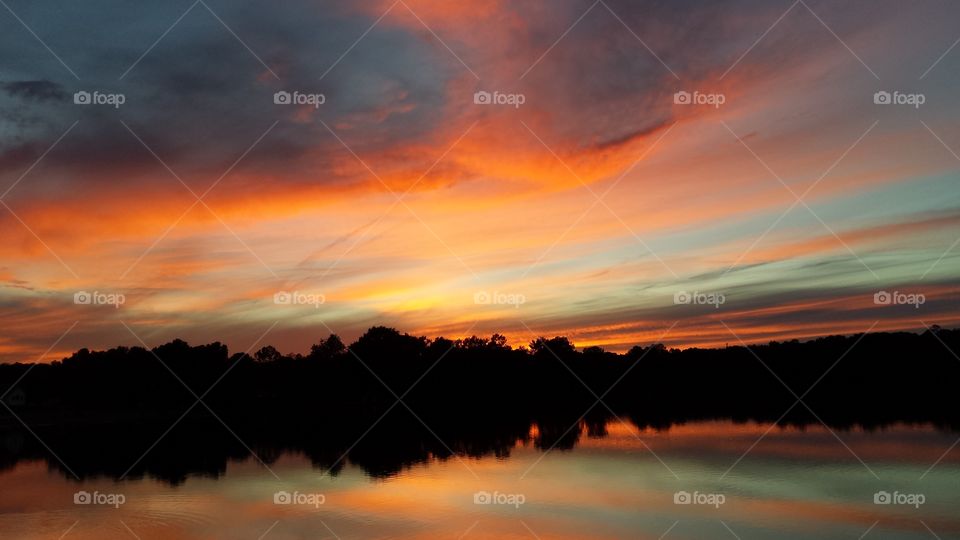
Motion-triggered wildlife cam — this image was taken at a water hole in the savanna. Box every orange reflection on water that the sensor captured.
[0,421,958,539]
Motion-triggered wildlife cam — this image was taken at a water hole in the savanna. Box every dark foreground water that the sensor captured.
[0,421,958,539]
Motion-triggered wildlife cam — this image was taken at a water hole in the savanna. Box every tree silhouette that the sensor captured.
[1,325,958,483]
[254,345,281,363]
[309,334,345,361]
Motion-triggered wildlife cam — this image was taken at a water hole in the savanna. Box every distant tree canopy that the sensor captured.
[254,345,282,363]
[309,334,345,361]
[2,325,958,435]
[529,336,576,356]
[20,324,960,370]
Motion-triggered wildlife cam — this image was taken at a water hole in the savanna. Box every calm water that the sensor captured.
[1,421,958,539]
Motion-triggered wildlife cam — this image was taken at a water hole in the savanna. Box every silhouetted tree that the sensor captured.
[489,334,509,350]
[458,336,487,350]
[228,352,253,365]
[310,334,345,361]
[428,337,455,355]
[154,339,191,360]
[254,346,282,363]
[529,336,576,357]
[352,326,426,360]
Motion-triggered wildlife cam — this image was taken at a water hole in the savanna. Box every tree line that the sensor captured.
[1,325,957,427]
[0,325,958,482]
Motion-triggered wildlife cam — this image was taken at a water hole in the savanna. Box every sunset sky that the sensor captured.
[1,0,959,362]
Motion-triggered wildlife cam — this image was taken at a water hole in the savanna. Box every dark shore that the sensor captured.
[1,325,958,483]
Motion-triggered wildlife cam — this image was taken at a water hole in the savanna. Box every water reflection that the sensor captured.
[3,409,958,484]
[0,417,958,539]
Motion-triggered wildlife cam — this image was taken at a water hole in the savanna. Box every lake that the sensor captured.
[0,420,957,539]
